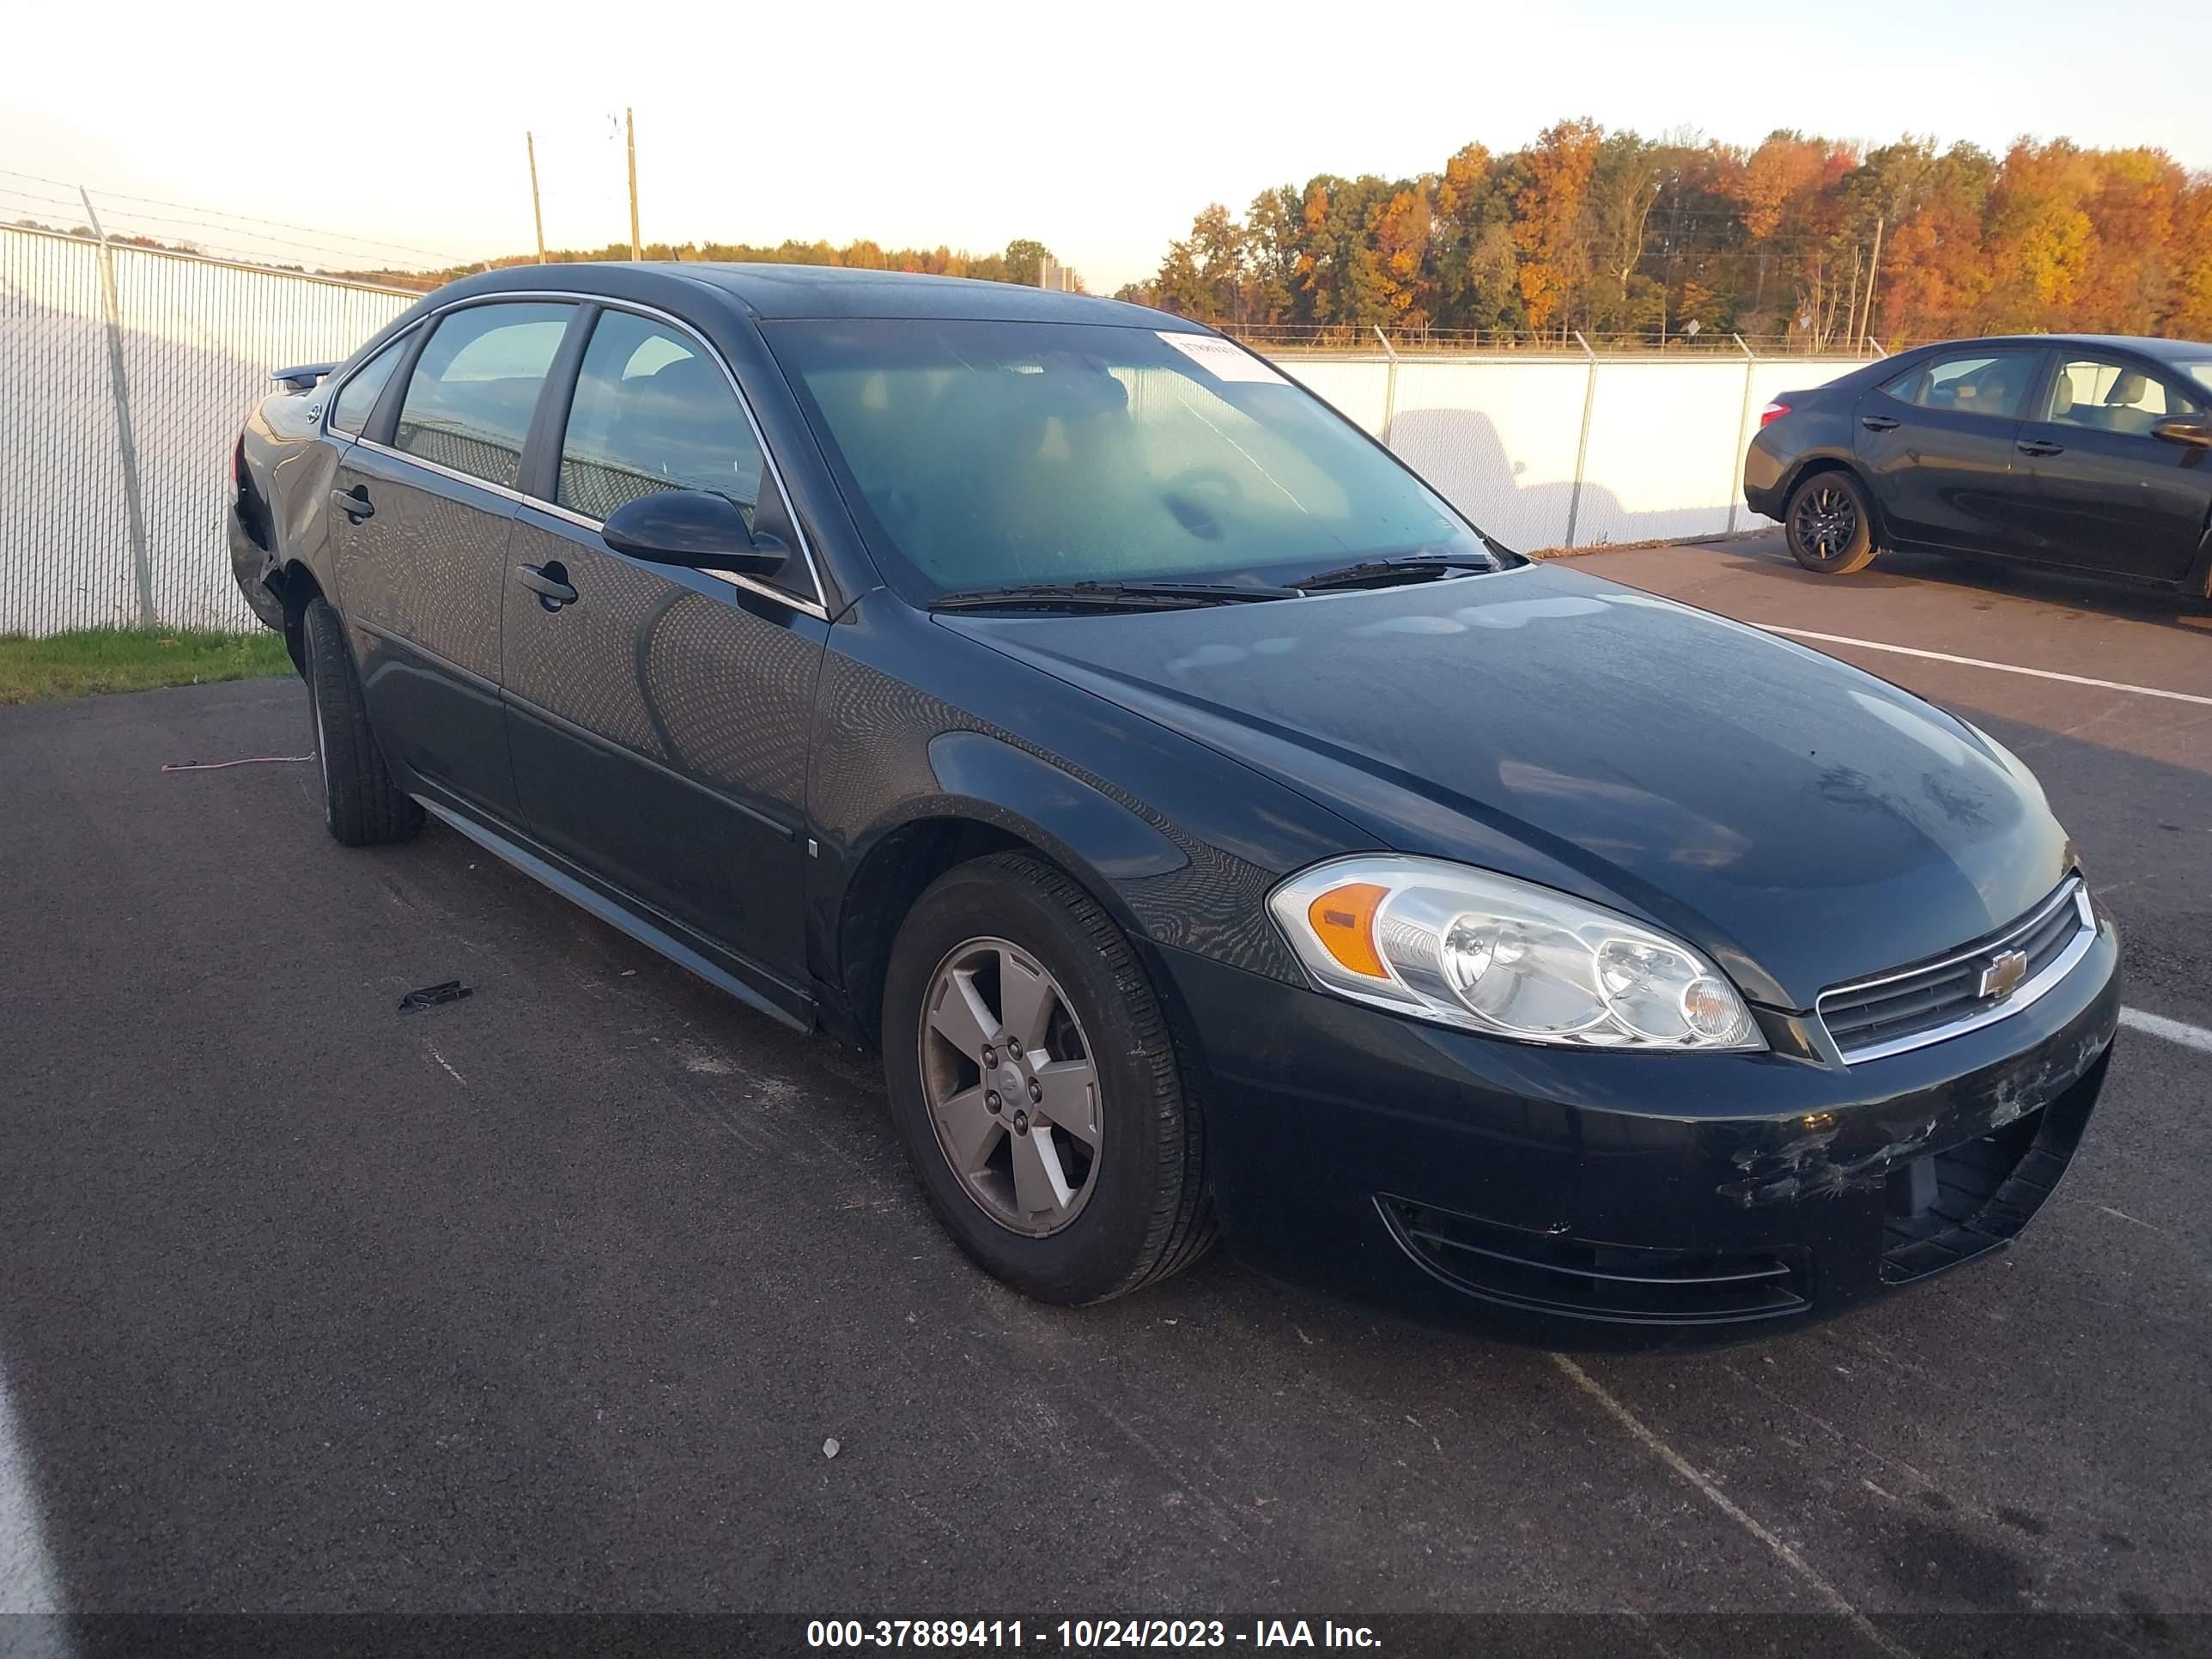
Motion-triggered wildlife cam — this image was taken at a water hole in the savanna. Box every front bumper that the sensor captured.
[1160,908,2119,1350]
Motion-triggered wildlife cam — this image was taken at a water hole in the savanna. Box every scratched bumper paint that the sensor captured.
[1160,907,2119,1351]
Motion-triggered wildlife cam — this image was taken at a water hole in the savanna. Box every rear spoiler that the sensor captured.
[271,362,337,392]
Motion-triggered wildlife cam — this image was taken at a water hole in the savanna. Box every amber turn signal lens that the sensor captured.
[1307,883,1390,980]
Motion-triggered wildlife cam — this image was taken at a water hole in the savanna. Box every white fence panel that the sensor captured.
[1284,358,1391,434]
[1386,359,1594,551]
[1577,359,1753,546]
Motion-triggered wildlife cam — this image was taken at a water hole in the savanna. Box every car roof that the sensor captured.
[1923,333,2212,361]
[441,260,1194,329]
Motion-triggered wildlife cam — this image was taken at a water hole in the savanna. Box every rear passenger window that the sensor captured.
[557,312,766,528]
[1880,352,2038,421]
[2045,356,2200,434]
[329,337,405,436]
[392,302,574,488]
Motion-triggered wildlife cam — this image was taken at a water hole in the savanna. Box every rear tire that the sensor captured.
[1784,470,1880,574]
[301,597,422,848]
[881,853,1216,1304]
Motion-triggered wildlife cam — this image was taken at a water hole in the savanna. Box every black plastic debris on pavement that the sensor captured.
[398,980,472,1015]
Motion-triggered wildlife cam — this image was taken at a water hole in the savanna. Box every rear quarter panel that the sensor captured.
[240,389,344,599]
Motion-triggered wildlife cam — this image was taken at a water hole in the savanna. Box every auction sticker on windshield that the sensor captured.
[1156,331,1290,384]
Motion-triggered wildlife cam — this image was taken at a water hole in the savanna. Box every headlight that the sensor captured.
[1267,855,1764,1052]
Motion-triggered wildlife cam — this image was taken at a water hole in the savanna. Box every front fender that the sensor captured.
[926,732,1188,885]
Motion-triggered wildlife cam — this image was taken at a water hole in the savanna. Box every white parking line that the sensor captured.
[1551,1356,1918,1659]
[0,1363,65,1626]
[2121,1006,2212,1054]
[1760,627,2212,708]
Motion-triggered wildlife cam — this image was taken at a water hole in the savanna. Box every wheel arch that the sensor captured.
[828,733,1194,1055]
[1780,453,1887,546]
[276,560,325,674]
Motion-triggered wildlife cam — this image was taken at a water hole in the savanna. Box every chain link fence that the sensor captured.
[2,225,413,634]
[3,222,1875,635]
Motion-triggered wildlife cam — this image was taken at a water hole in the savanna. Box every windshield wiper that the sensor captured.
[1294,553,1500,592]
[929,579,1301,612]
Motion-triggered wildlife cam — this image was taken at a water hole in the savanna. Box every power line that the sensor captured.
[0,167,455,266]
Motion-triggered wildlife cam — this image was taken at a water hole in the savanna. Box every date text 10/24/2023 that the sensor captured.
[805,1620,1383,1649]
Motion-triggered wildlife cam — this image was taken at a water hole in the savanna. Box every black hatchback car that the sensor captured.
[1747,332,2212,592]
[231,266,2118,1347]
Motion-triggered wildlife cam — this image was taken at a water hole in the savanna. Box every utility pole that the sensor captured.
[526,131,546,264]
[1856,215,1885,343]
[625,107,641,261]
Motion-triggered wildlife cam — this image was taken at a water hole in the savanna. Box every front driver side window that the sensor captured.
[1881,352,2038,421]
[2044,356,2200,436]
[557,312,767,530]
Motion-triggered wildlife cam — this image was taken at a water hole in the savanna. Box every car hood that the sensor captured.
[936,563,2074,1009]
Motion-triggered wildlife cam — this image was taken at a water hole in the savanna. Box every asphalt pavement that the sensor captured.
[2,532,2207,1656]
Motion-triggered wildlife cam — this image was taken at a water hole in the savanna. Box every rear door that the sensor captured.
[1854,347,2046,555]
[2013,351,2212,582]
[330,300,578,821]
[499,304,828,1000]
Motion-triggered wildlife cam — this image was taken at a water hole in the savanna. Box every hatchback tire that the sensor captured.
[301,597,423,847]
[881,853,1216,1304]
[1784,470,1880,574]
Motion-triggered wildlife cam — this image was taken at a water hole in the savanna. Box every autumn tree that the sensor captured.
[1513,118,1601,336]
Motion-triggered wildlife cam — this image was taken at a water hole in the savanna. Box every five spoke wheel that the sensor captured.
[918,937,1102,1236]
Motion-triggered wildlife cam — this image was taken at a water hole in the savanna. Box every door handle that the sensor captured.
[328,485,374,522]
[1860,415,1900,432]
[2017,440,2065,457]
[515,562,578,609]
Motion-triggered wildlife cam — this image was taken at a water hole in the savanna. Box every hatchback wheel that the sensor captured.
[1784,470,1880,574]
[881,853,1215,1304]
[301,597,423,847]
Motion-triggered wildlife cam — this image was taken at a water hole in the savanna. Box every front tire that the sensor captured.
[881,853,1216,1304]
[301,596,423,848]
[1784,470,1880,574]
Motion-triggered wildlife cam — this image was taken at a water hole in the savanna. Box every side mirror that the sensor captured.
[2150,415,2212,449]
[601,489,788,575]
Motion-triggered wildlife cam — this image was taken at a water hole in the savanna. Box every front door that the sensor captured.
[329,300,578,821]
[499,307,826,998]
[2013,351,2212,583]
[1854,347,2046,556]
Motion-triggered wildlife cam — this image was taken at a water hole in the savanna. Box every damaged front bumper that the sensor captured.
[1161,903,2120,1350]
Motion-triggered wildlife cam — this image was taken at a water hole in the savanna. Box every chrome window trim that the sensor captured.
[329,288,830,617]
[1817,878,2096,1065]
[351,434,532,507]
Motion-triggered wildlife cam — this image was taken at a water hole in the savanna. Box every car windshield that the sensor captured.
[763,318,1496,600]
[2180,361,2212,398]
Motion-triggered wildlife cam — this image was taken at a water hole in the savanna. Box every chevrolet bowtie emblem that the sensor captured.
[1978,948,2030,1000]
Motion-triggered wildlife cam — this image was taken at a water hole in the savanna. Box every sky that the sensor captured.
[3,0,2209,295]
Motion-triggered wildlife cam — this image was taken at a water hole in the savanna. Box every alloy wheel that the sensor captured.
[1792,483,1858,562]
[916,936,1102,1237]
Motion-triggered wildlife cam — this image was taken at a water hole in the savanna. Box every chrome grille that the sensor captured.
[1818,878,2094,1064]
